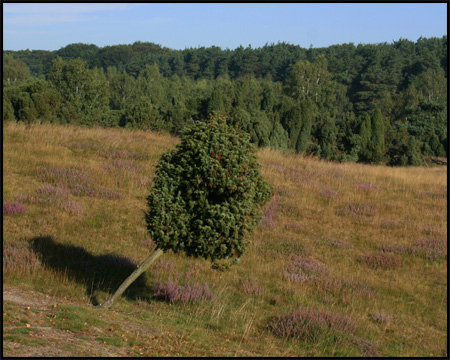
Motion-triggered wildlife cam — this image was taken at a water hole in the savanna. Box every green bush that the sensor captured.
[145,112,272,262]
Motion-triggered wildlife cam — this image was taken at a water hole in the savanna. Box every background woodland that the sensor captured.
[3,37,447,165]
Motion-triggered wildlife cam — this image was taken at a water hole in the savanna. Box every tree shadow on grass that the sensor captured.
[30,236,153,306]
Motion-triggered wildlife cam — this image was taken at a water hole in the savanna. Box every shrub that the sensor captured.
[266,308,355,342]
[316,237,352,248]
[145,112,272,262]
[260,196,280,229]
[338,202,377,218]
[412,238,446,260]
[3,241,41,271]
[359,252,402,270]
[381,238,446,261]
[284,256,326,282]
[102,113,272,309]
[3,201,27,216]
[152,279,215,303]
[350,336,381,357]
[37,166,122,200]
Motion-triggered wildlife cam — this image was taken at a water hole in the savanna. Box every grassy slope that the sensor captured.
[3,122,447,357]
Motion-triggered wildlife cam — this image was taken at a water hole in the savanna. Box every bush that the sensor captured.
[266,309,355,342]
[359,252,402,270]
[145,112,272,262]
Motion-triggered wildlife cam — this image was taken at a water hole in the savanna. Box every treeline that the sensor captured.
[3,37,447,165]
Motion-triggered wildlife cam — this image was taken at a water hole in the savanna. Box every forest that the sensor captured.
[3,36,447,165]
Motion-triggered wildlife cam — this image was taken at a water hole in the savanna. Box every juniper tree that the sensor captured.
[101,112,272,309]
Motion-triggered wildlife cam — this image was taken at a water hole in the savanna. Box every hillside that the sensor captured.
[3,122,447,357]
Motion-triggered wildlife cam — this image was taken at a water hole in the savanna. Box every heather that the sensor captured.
[3,122,447,357]
[266,308,356,342]
[152,279,216,303]
[359,252,402,270]
[36,165,122,200]
[3,201,27,216]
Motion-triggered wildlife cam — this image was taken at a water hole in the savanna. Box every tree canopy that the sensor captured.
[3,36,447,165]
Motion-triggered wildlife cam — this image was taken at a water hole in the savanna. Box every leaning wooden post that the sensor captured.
[100,248,164,309]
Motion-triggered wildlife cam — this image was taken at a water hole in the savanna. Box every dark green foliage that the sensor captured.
[317,116,338,159]
[3,93,16,122]
[145,112,272,262]
[3,36,447,165]
[122,96,165,131]
[3,54,32,85]
[369,108,386,163]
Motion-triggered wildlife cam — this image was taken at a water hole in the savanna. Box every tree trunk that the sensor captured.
[100,247,164,309]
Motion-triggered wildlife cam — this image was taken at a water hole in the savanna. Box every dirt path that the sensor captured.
[3,285,137,357]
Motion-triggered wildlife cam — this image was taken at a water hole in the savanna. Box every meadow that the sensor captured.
[3,121,447,357]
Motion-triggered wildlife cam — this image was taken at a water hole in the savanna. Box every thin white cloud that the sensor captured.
[3,3,129,27]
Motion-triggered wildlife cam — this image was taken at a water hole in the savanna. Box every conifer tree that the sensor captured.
[101,112,272,309]
[369,108,386,163]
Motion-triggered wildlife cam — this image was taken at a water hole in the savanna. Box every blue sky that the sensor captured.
[3,3,447,51]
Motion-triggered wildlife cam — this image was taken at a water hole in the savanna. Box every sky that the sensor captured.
[3,3,447,51]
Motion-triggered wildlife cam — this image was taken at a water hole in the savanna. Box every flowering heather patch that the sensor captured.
[141,236,156,250]
[36,184,71,201]
[152,279,216,303]
[15,185,84,216]
[60,201,84,216]
[154,259,176,272]
[412,238,446,260]
[93,186,122,200]
[3,241,41,271]
[338,203,377,218]
[314,276,378,301]
[380,243,411,255]
[37,166,122,200]
[37,166,92,190]
[316,237,352,248]
[359,252,402,270]
[350,336,381,357]
[3,201,27,216]
[99,149,149,161]
[284,256,326,283]
[102,160,142,174]
[356,183,382,191]
[241,278,264,296]
[260,196,280,229]
[266,308,356,342]
[382,238,446,261]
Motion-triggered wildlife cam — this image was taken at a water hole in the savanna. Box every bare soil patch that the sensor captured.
[3,285,138,357]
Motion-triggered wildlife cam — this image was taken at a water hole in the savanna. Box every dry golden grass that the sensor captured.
[3,121,447,357]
